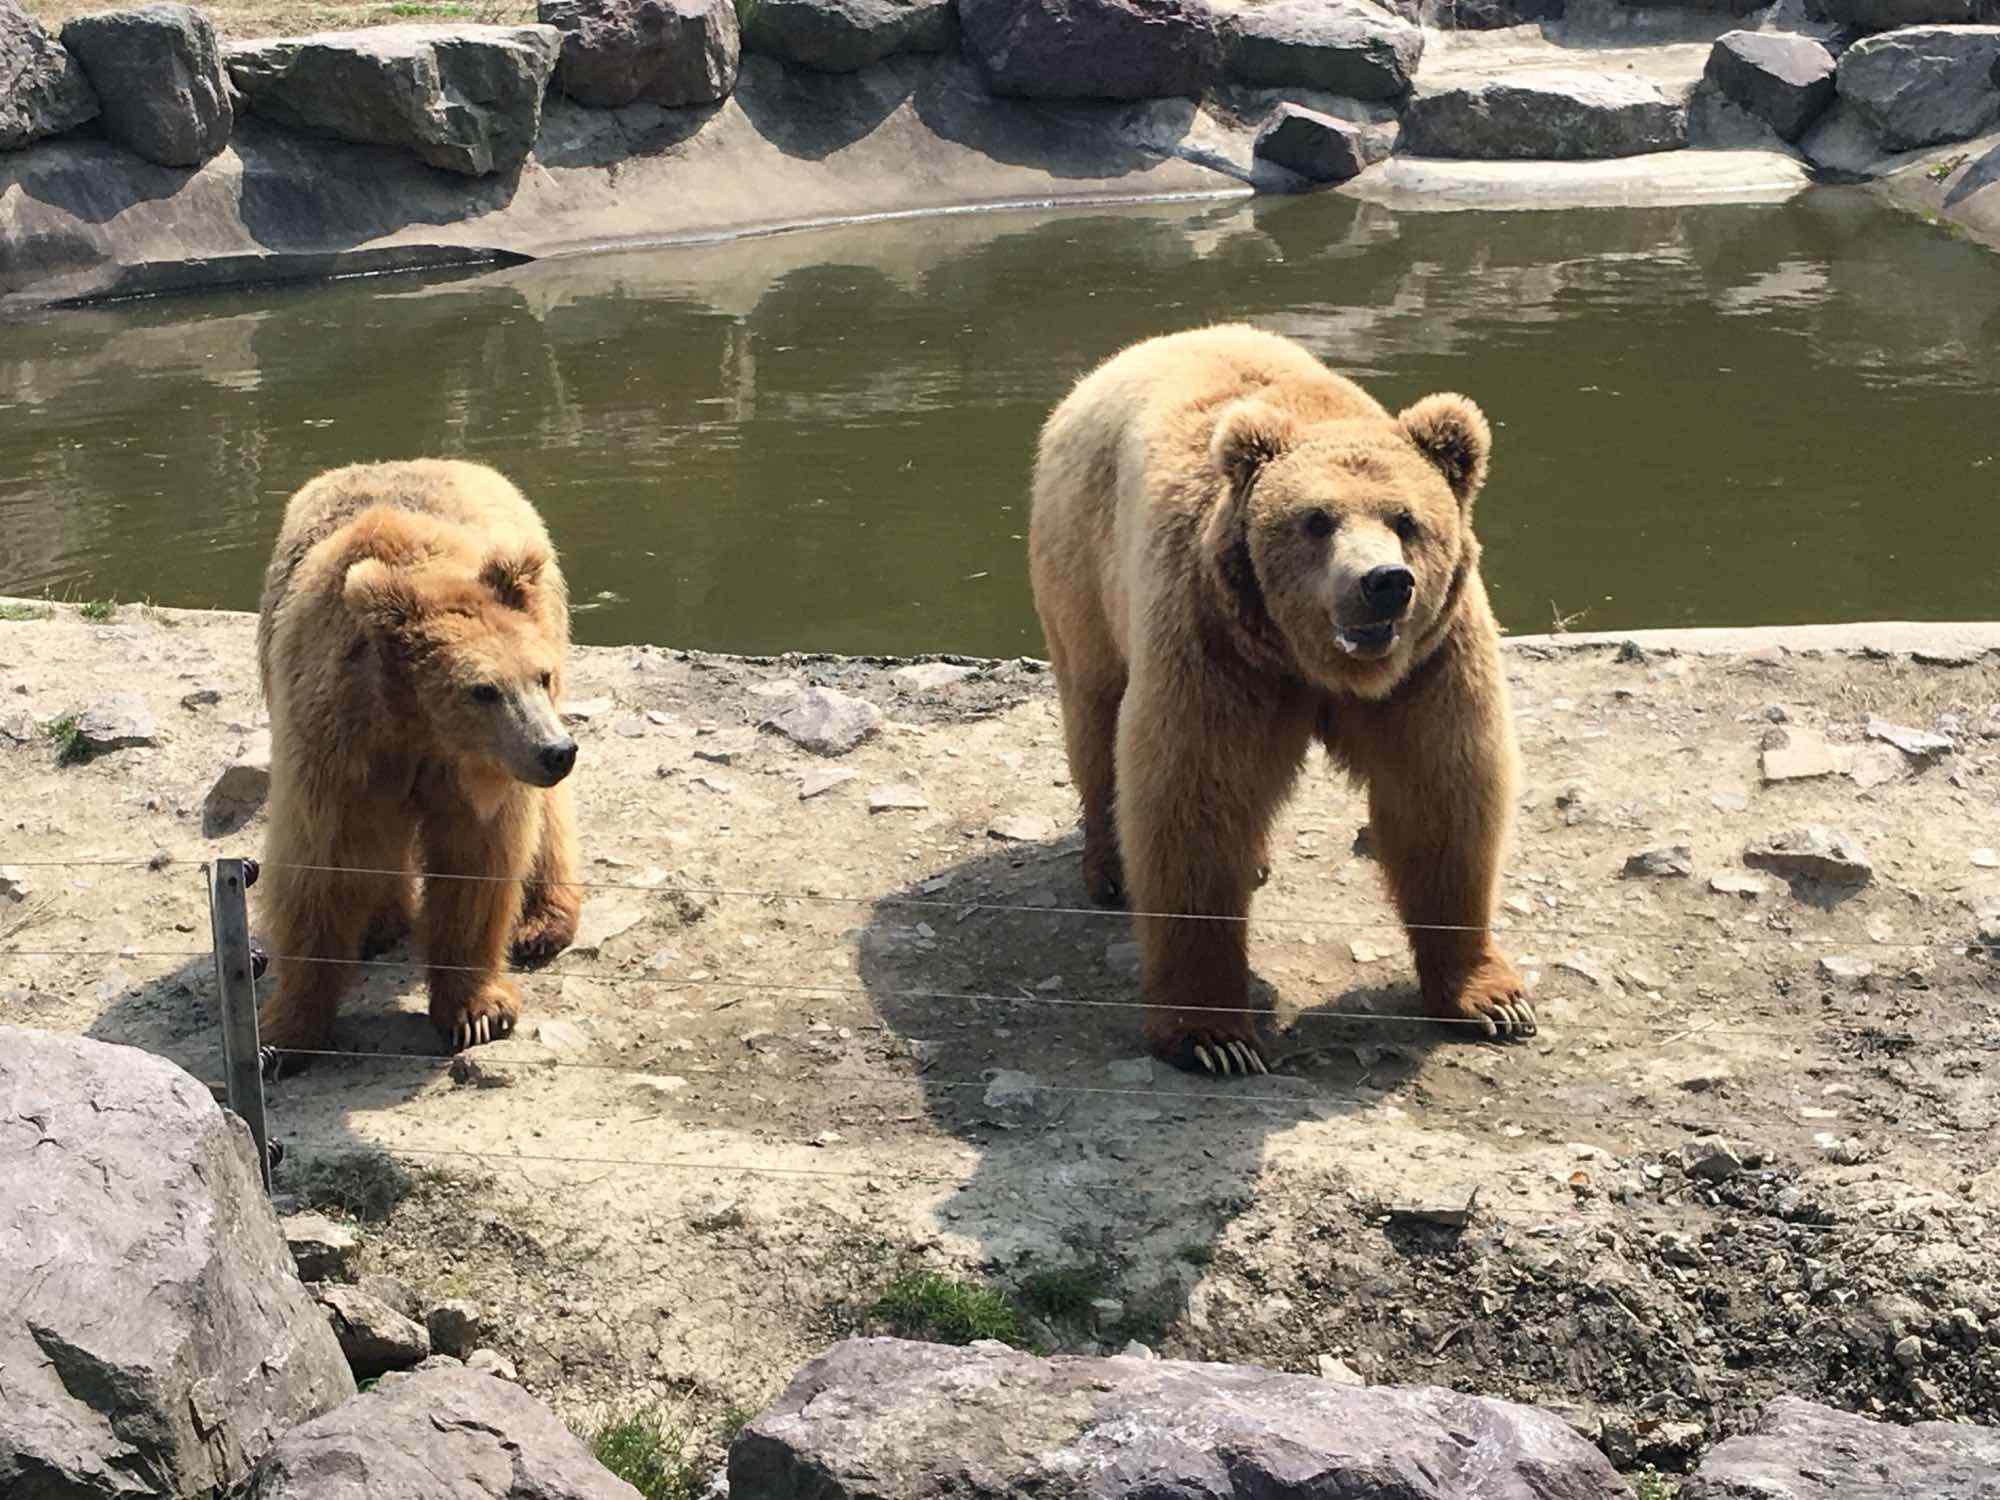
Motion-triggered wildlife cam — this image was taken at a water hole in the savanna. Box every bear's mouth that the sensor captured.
[1334,621,1397,658]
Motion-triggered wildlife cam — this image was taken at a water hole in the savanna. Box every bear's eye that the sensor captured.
[538,671,552,691]
[469,683,502,706]
[1394,512,1421,544]
[1302,509,1335,541]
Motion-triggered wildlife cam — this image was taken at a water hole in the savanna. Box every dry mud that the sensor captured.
[4,602,2000,1477]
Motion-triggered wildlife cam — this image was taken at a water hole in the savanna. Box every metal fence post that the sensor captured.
[208,857,271,1192]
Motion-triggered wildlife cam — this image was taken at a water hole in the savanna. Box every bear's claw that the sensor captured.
[450,1011,515,1051]
[1165,1034,1269,1077]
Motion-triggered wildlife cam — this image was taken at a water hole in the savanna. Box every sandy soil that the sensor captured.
[4,600,1999,1479]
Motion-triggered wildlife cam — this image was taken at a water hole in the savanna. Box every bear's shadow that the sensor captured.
[857,831,1462,1349]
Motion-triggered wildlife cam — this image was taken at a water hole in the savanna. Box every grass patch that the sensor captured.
[873,1270,1024,1347]
[278,1148,417,1222]
[1634,1470,1679,1500]
[1017,1263,1111,1321]
[44,712,84,766]
[0,602,48,621]
[76,598,117,622]
[581,1408,709,1500]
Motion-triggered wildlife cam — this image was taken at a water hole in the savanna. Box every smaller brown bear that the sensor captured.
[1029,324,1531,1076]
[255,460,581,1060]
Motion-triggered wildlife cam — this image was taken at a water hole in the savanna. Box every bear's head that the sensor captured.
[1205,391,1491,700]
[342,526,577,789]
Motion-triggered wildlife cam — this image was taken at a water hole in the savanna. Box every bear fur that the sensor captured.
[1028,324,1530,1075]
[255,460,582,1057]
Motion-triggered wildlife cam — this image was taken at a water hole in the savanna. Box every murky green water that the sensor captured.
[3,189,1996,656]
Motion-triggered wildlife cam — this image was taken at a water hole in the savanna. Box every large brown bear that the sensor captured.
[1029,324,1531,1076]
[255,460,582,1060]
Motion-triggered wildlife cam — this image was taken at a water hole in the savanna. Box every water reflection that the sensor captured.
[2,188,1996,655]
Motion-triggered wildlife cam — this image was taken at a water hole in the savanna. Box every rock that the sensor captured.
[1253,103,1395,183]
[1847,743,1907,789]
[1817,0,2000,30]
[1760,728,1837,782]
[729,1338,1628,1498]
[0,864,31,902]
[1105,940,1142,974]
[0,1027,354,1497]
[1623,844,1693,878]
[1866,715,1953,758]
[981,1068,1049,1121]
[1401,73,1688,160]
[427,1298,485,1360]
[1703,29,1835,141]
[203,727,274,835]
[569,896,643,955]
[75,693,159,752]
[1350,936,1393,963]
[465,1348,519,1381]
[762,685,882,756]
[1222,1,1421,100]
[60,3,232,166]
[0,0,98,150]
[1680,1136,1744,1181]
[1683,1396,2000,1498]
[534,1018,592,1057]
[1638,1419,1708,1471]
[316,1284,432,1378]
[868,783,929,812]
[283,1210,363,1281]
[241,1365,635,1498]
[1743,825,1873,885]
[359,1274,422,1321]
[1317,1354,1367,1385]
[741,0,956,72]
[181,683,224,707]
[958,0,1221,101]
[1709,870,1771,899]
[1819,953,1875,981]
[227,25,561,176]
[1835,25,2000,151]
[797,766,858,800]
[989,812,1056,842]
[892,661,975,691]
[561,694,614,721]
[541,0,737,108]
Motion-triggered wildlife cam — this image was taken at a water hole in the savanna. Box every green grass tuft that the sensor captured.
[76,598,117,622]
[1017,1263,1111,1321]
[0,602,48,621]
[873,1270,1024,1347]
[582,1408,710,1500]
[44,713,84,766]
[1634,1468,1680,1500]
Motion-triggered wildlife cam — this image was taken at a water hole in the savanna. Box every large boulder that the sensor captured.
[1817,0,1998,30]
[0,0,97,150]
[728,1338,1632,1498]
[740,0,957,72]
[59,3,232,166]
[540,0,737,108]
[957,0,1221,100]
[1253,102,1395,182]
[1401,72,1689,159]
[1220,0,1421,100]
[1683,1396,2000,1497]
[0,1026,355,1499]
[241,1366,643,1499]
[1703,29,1836,140]
[227,25,562,176]
[1834,23,2000,150]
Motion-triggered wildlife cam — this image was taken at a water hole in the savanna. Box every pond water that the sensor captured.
[3,189,1996,657]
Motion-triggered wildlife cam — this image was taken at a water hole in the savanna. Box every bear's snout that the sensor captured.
[1358,565,1415,620]
[536,737,578,786]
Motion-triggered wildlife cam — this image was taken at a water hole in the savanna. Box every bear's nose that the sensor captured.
[539,738,578,783]
[1359,565,1415,618]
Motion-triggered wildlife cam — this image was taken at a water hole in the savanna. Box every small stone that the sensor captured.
[426,1299,484,1360]
[1680,1136,1744,1181]
[1819,954,1874,982]
[1252,103,1395,184]
[989,814,1056,842]
[1349,938,1392,964]
[1709,871,1771,899]
[0,866,32,904]
[75,695,159,753]
[1317,1354,1366,1386]
[1556,956,1608,989]
[1894,1334,1923,1368]
[1118,1340,1157,1361]
[1087,1297,1126,1329]
[1711,791,1748,814]
[465,1348,518,1381]
[316,1285,431,1378]
[613,715,649,738]
[982,1069,1048,1121]
[1657,1232,1706,1268]
[1761,729,1837,783]
[1973,848,2000,870]
[762,686,882,756]
[694,773,735,796]
[1867,717,1952,759]
[1744,826,1873,886]
[533,1019,591,1057]
[800,767,858,800]
[1815,1132,1867,1165]
[560,695,613,721]
[202,729,273,836]
[281,1212,360,1282]
[1622,844,1692,879]
[180,685,223,709]
[1847,745,1907,790]
[892,662,976,692]
[869,784,929,813]
[358,1275,421,1321]
[1622,965,1668,993]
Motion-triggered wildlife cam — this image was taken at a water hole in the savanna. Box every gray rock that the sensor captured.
[729,1338,1629,1498]
[761,685,882,755]
[241,1366,640,1498]
[427,1298,486,1360]
[1253,103,1394,183]
[0,864,31,902]
[317,1284,433,1378]
[1835,24,2000,150]
[892,661,975,691]
[541,0,737,108]
[1682,1396,2000,1497]
[958,0,1221,100]
[799,766,859,799]
[60,3,232,166]
[1866,715,1953,757]
[465,1348,519,1381]
[75,693,159,751]
[868,782,929,812]
[1222,1,1422,100]
[359,1273,423,1320]
[0,1026,354,1498]
[741,0,957,72]
[227,25,561,176]
[283,1209,362,1281]
[1680,1135,1745,1180]
[981,1068,1053,1121]
[1703,30,1835,141]
[1622,844,1694,879]
[1817,0,1999,30]
[1819,953,1874,981]
[1401,72,1689,160]
[1760,728,1836,781]
[204,727,273,835]
[0,0,98,150]
[1744,825,1874,885]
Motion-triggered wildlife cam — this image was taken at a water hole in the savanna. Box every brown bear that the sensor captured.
[254,459,582,1060]
[1028,324,1531,1076]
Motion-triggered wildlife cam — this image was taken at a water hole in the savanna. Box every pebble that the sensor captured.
[1760,730,1836,783]
[426,1299,485,1360]
[988,814,1056,842]
[1709,870,1771,899]
[1867,717,1952,758]
[1317,1355,1366,1386]
[761,686,882,756]
[1680,1136,1746,1181]
[868,784,930,813]
[281,1212,361,1282]
[1818,954,1874,982]
[799,767,858,800]
[1894,1334,1924,1368]
[0,866,32,904]
[1744,826,1873,886]
[1349,938,1392,964]
[892,662,976,692]
[466,1348,518,1381]
[1118,1340,1158,1361]
[75,695,160,752]
[1622,845,1692,879]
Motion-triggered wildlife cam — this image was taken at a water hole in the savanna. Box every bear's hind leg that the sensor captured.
[511,780,581,967]
[1048,637,1128,907]
[419,797,530,1051]
[360,830,418,959]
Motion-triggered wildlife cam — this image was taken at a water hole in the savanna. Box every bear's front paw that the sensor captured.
[510,901,579,967]
[433,980,521,1052]
[1434,955,1536,1041]
[1146,1012,1269,1077]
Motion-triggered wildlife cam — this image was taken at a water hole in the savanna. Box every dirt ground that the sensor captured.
[4,600,2000,1481]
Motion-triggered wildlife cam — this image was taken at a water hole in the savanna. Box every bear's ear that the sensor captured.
[479,544,548,613]
[342,558,425,637]
[1397,393,1492,505]
[1210,399,1297,491]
